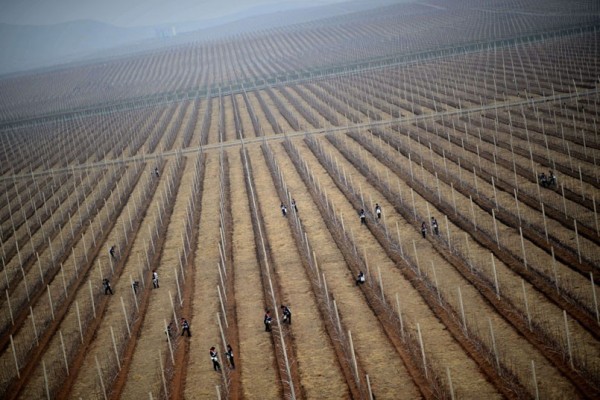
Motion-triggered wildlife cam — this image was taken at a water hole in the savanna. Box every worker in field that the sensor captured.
[210,347,221,371]
[132,280,140,294]
[166,322,174,341]
[292,199,298,213]
[103,278,113,295]
[421,222,427,238]
[281,305,292,325]
[375,203,382,219]
[154,167,160,177]
[181,318,191,336]
[226,344,235,369]
[356,271,365,286]
[109,245,116,260]
[359,209,366,225]
[281,203,288,217]
[264,310,273,332]
[431,217,439,236]
[152,270,159,288]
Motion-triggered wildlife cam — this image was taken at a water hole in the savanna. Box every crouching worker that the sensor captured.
[281,305,292,325]
[356,271,365,286]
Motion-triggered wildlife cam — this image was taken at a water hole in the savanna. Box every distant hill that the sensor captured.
[0,20,156,76]
[0,0,403,76]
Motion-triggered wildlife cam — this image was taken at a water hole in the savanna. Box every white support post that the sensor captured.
[492,209,500,248]
[43,360,50,400]
[10,334,20,378]
[89,280,96,318]
[457,287,466,334]
[417,323,428,378]
[531,360,539,400]
[110,326,121,370]
[491,253,499,299]
[563,310,573,368]
[121,297,131,337]
[445,368,456,400]
[348,330,359,383]
[574,219,582,263]
[6,289,14,325]
[47,285,55,320]
[412,240,421,277]
[396,293,405,339]
[366,374,374,400]
[95,355,108,400]
[591,273,599,325]
[519,227,527,269]
[522,280,532,330]
[30,306,39,346]
[60,330,69,375]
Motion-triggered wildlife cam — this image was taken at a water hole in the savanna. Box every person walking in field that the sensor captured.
[181,318,191,336]
[109,245,116,260]
[132,281,140,294]
[359,209,366,225]
[264,310,273,332]
[226,344,235,369]
[103,278,113,295]
[292,199,298,213]
[210,347,221,371]
[421,222,427,238]
[281,203,288,217]
[152,270,159,289]
[431,217,439,236]
[281,305,292,325]
[375,203,382,220]
[154,167,160,178]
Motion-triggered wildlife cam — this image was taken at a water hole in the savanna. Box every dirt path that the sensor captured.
[229,150,280,398]
[67,160,176,399]
[249,146,349,398]
[119,156,197,399]
[182,154,224,397]
[323,133,584,398]
[272,141,424,399]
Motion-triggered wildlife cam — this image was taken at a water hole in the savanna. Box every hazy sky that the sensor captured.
[0,0,346,27]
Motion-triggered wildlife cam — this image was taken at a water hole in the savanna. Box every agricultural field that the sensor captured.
[0,0,599,399]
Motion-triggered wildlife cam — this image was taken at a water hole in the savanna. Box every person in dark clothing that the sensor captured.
[421,222,427,238]
[152,270,159,289]
[166,322,174,341]
[181,318,191,336]
[292,199,298,213]
[226,344,235,369]
[359,209,366,225]
[103,278,113,295]
[109,245,116,260]
[154,167,160,178]
[264,310,272,332]
[375,204,382,219]
[210,347,221,371]
[431,217,439,236]
[132,281,140,294]
[281,305,292,325]
[548,170,557,187]
[356,271,365,286]
[281,203,287,217]
[538,172,548,187]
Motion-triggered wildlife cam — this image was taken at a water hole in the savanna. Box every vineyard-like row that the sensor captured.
[1,1,599,399]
